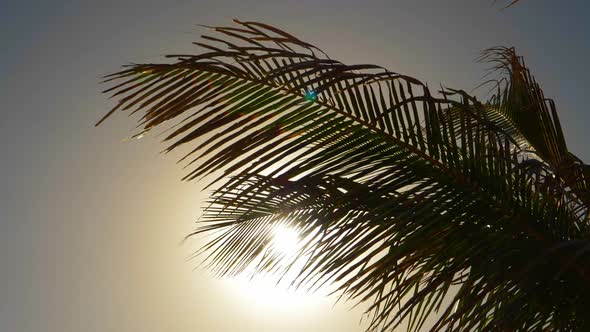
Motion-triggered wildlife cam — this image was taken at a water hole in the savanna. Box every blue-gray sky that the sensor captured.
[1,1,589,331]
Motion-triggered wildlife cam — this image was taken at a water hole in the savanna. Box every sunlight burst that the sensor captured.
[221,225,326,314]
[270,224,300,257]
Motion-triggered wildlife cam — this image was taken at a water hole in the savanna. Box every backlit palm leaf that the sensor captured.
[99,20,590,331]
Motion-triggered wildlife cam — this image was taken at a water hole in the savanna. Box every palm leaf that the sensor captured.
[494,0,523,8]
[99,20,590,331]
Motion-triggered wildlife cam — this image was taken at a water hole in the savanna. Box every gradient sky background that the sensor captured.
[1,1,589,331]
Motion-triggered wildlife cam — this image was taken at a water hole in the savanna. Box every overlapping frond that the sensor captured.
[99,20,590,331]
[482,47,590,208]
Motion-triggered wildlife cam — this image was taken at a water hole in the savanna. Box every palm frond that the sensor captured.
[99,20,590,331]
[482,46,590,207]
[494,0,522,9]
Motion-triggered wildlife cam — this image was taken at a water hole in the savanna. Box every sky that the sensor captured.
[1,0,589,331]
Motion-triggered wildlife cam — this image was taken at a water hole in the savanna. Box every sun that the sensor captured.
[269,224,300,257]
[220,225,328,315]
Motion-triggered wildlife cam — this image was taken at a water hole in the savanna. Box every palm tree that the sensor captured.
[98,20,590,331]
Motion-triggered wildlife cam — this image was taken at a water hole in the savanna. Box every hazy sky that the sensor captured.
[1,1,589,331]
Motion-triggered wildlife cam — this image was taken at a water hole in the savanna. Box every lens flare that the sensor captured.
[304,89,317,102]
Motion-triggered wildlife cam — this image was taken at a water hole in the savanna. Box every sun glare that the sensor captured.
[270,224,300,257]
[221,225,329,316]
